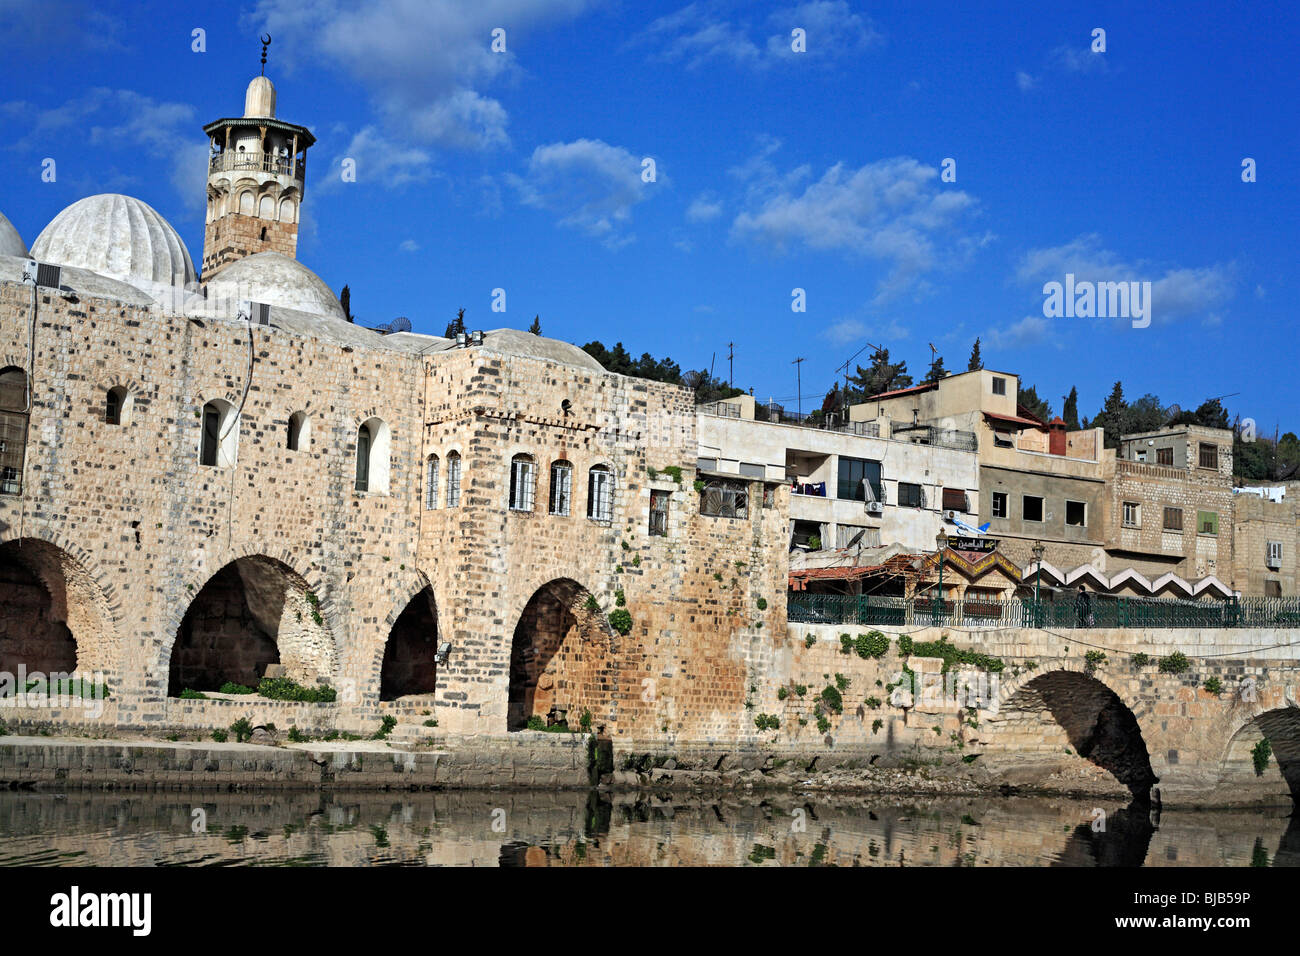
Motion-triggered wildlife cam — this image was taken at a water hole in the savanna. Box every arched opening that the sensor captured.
[355,417,390,494]
[199,399,238,467]
[105,386,132,426]
[993,671,1157,800]
[587,464,613,522]
[445,451,462,507]
[1219,708,1300,804]
[508,579,607,731]
[380,586,439,700]
[287,411,310,452]
[425,454,439,510]
[167,555,332,696]
[0,366,29,495]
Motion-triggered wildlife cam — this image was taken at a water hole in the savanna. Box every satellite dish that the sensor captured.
[846,529,866,549]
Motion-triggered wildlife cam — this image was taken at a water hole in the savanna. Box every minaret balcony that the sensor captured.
[209,150,305,180]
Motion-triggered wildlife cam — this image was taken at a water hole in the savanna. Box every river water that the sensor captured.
[0,790,1294,866]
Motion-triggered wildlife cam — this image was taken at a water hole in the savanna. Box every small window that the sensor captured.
[425,454,439,510]
[287,411,309,451]
[1198,443,1218,470]
[1197,510,1218,536]
[105,386,131,426]
[549,460,572,516]
[762,484,776,509]
[1266,541,1283,568]
[993,430,1014,448]
[445,452,462,507]
[992,377,1006,396]
[1157,447,1173,466]
[587,465,613,522]
[1163,507,1183,531]
[355,418,391,493]
[1122,501,1141,528]
[991,491,1008,519]
[509,454,536,511]
[696,457,717,472]
[0,366,28,495]
[739,462,765,478]
[942,487,968,513]
[200,399,238,468]
[649,489,670,536]
[1065,500,1086,527]
[700,478,748,519]
[1022,495,1043,522]
[897,482,924,509]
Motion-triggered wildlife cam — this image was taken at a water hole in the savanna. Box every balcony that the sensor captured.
[889,422,978,452]
[209,151,305,180]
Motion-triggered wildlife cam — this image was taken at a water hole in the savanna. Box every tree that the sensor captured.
[528,315,541,335]
[340,285,354,324]
[1090,381,1128,448]
[1062,386,1079,430]
[444,308,466,339]
[966,338,983,372]
[923,354,949,384]
[1017,384,1053,424]
[847,349,912,400]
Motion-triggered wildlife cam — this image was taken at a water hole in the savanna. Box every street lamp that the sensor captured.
[1031,540,1045,628]
[933,528,948,626]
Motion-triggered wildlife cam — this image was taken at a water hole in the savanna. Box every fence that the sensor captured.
[786,593,1300,629]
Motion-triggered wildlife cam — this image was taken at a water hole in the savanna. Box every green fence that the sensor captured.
[786,593,1300,629]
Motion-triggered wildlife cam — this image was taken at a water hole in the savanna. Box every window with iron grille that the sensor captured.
[649,489,670,536]
[1163,506,1183,531]
[587,465,613,521]
[426,456,444,508]
[700,477,748,519]
[1198,442,1218,470]
[445,452,462,507]
[0,367,26,496]
[549,460,572,515]
[1122,501,1141,528]
[1157,447,1173,466]
[897,482,924,509]
[509,455,536,511]
[991,491,1007,518]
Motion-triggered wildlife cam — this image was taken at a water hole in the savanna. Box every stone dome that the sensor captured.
[244,75,276,118]
[31,194,196,290]
[204,251,345,322]
[0,211,27,258]
[436,328,604,371]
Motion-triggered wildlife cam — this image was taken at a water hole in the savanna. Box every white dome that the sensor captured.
[0,211,27,258]
[244,75,276,118]
[204,251,345,322]
[31,194,196,289]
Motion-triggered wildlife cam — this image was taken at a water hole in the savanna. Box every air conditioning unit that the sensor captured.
[1266,541,1283,569]
[943,509,959,522]
[23,260,61,289]
[866,501,884,516]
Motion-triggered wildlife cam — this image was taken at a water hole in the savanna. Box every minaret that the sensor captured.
[200,39,315,282]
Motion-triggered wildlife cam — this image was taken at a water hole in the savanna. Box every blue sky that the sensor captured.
[2,0,1297,429]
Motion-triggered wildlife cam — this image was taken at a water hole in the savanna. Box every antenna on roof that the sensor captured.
[260,34,272,75]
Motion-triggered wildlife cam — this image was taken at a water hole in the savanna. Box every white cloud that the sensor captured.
[686,193,724,222]
[399,239,420,252]
[507,138,653,248]
[987,314,1055,350]
[1051,44,1109,74]
[1016,71,1037,92]
[822,316,909,346]
[319,126,433,191]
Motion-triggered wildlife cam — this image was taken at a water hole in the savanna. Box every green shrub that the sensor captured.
[839,634,853,654]
[257,677,337,703]
[910,635,1004,673]
[897,634,914,657]
[1203,676,1223,695]
[1131,652,1150,667]
[693,479,705,493]
[820,685,843,714]
[777,686,788,701]
[834,673,850,692]
[756,597,768,611]
[794,684,807,696]
[754,714,780,731]
[579,709,592,733]
[615,589,626,607]
[423,718,438,728]
[229,718,253,743]
[526,715,547,731]
[855,630,889,659]
[211,729,228,742]
[804,635,817,648]
[1084,650,1107,675]
[372,715,397,739]
[608,608,633,635]
[662,465,683,484]
[218,682,255,695]
[871,718,883,734]
[816,715,831,734]
[584,595,600,613]
[1253,738,1272,775]
[865,696,881,709]
[1158,651,1191,674]
[287,727,309,743]
[180,688,207,700]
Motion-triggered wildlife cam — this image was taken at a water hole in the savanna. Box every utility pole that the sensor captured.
[727,342,735,389]
[792,357,806,418]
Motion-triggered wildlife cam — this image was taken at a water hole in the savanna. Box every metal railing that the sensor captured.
[209,151,305,180]
[786,593,1300,629]
[889,422,978,453]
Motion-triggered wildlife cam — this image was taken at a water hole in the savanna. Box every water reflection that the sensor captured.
[0,790,1292,867]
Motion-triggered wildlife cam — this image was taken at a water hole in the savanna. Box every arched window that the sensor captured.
[549,460,572,515]
[105,386,132,426]
[355,417,391,494]
[509,454,536,511]
[425,454,440,510]
[587,465,613,522]
[0,367,28,495]
[287,411,309,452]
[199,399,239,467]
[446,452,462,507]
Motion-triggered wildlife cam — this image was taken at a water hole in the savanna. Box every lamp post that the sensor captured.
[933,529,948,626]
[1031,540,1045,628]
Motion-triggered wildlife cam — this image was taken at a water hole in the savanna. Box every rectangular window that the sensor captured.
[1157,447,1173,466]
[1022,495,1043,522]
[739,462,765,478]
[991,491,1008,518]
[836,524,880,549]
[201,406,221,468]
[993,430,1014,448]
[1065,500,1087,527]
[942,487,969,512]
[1266,541,1283,568]
[1122,501,1141,528]
[649,489,670,536]
[0,414,28,495]
[1163,506,1183,531]
[548,462,572,515]
[1199,443,1218,470]
[837,456,882,502]
[509,458,536,511]
[762,484,776,509]
[700,478,748,519]
[1197,510,1218,536]
[992,377,1006,396]
[696,457,717,472]
[445,454,462,507]
[897,482,925,508]
[425,458,439,510]
[587,468,613,521]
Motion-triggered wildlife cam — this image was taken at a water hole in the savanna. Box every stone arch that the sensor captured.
[987,665,1157,799]
[1218,705,1300,803]
[379,585,440,701]
[165,554,335,695]
[0,535,120,678]
[508,577,612,730]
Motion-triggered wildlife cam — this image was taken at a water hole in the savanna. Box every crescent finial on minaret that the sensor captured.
[260,34,272,75]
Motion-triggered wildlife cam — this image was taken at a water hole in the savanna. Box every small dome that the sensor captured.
[436,328,604,371]
[0,211,27,258]
[205,251,345,322]
[244,75,276,118]
[31,194,196,290]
